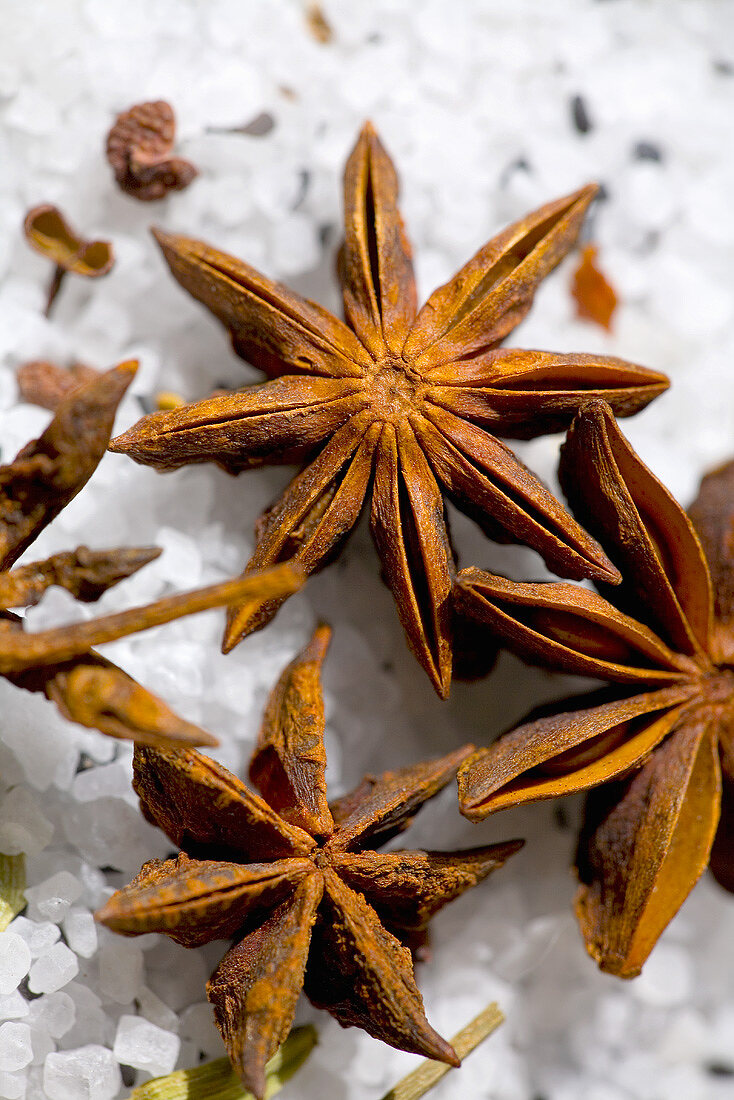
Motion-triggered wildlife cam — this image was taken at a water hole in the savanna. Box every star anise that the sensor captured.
[0,360,302,747]
[95,623,522,1097]
[109,121,668,697]
[455,399,734,978]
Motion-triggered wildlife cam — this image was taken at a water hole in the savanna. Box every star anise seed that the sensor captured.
[106,100,198,201]
[0,360,302,747]
[456,399,734,977]
[96,622,522,1097]
[110,121,668,698]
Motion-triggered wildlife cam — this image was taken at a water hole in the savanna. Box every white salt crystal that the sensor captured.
[633,944,692,1007]
[0,935,31,996]
[27,944,78,995]
[0,1023,32,1072]
[179,1002,222,1057]
[0,788,53,858]
[70,764,133,805]
[43,1045,121,1100]
[8,918,60,960]
[270,214,321,277]
[98,938,143,1005]
[63,799,161,876]
[61,910,97,960]
[26,1022,53,1066]
[155,527,202,587]
[24,873,82,924]
[0,685,78,792]
[0,1069,26,1099]
[28,993,75,1040]
[136,987,178,1034]
[113,1015,180,1077]
[60,985,106,1050]
[0,992,28,1022]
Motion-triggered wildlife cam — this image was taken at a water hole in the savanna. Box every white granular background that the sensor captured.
[1,2,734,1098]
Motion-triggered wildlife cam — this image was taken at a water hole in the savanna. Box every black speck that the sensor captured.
[120,1065,136,1088]
[239,111,276,137]
[100,865,119,875]
[570,94,593,135]
[713,58,734,76]
[367,32,383,44]
[499,156,532,188]
[75,752,96,774]
[554,805,570,831]
[633,140,664,163]
[319,223,336,247]
[382,660,394,673]
[292,169,311,211]
[18,976,42,1001]
[706,1062,734,1078]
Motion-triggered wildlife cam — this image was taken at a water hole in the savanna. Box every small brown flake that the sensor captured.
[106,100,198,202]
[305,2,333,43]
[23,205,114,315]
[96,623,522,1098]
[17,360,101,411]
[571,243,618,331]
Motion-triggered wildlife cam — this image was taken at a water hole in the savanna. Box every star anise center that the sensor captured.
[701,666,734,706]
[363,356,425,423]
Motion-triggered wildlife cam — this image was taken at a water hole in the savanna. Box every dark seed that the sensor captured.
[570,94,593,134]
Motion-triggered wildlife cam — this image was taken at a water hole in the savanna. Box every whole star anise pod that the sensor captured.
[109,122,667,697]
[0,360,301,747]
[455,399,734,978]
[106,100,198,201]
[96,623,521,1096]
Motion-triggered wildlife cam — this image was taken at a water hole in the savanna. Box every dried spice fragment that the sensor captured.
[96,623,522,1098]
[106,101,198,201]
[571,243,618,331]
[23,205,114,315]
[456,400,734,977]
[305,3,333,43]
[128,1025,316,1100]
[0,359,303,748]
[17,360,101,411]
[111,121,668,697]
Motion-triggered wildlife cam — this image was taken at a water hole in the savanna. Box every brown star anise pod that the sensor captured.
[106,100,198,201]
[455,399,734,978]
[16,360,101,410]
[109,121,667,698]
[96,623,522,1096]
[0,360,301,747]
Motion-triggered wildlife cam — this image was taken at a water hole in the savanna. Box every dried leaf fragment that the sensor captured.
[106,100,198,201]
[128,1025,316,1100]
[380,1001,504,1100]
[0,853,25,931]
[305,3,333,43]
[571,244,618,331]
[97,623,521,1096]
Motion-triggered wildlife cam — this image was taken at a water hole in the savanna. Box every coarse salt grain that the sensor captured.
[113,1015,180,1077]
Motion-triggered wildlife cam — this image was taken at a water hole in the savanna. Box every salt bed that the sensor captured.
[1,2,734,1098]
